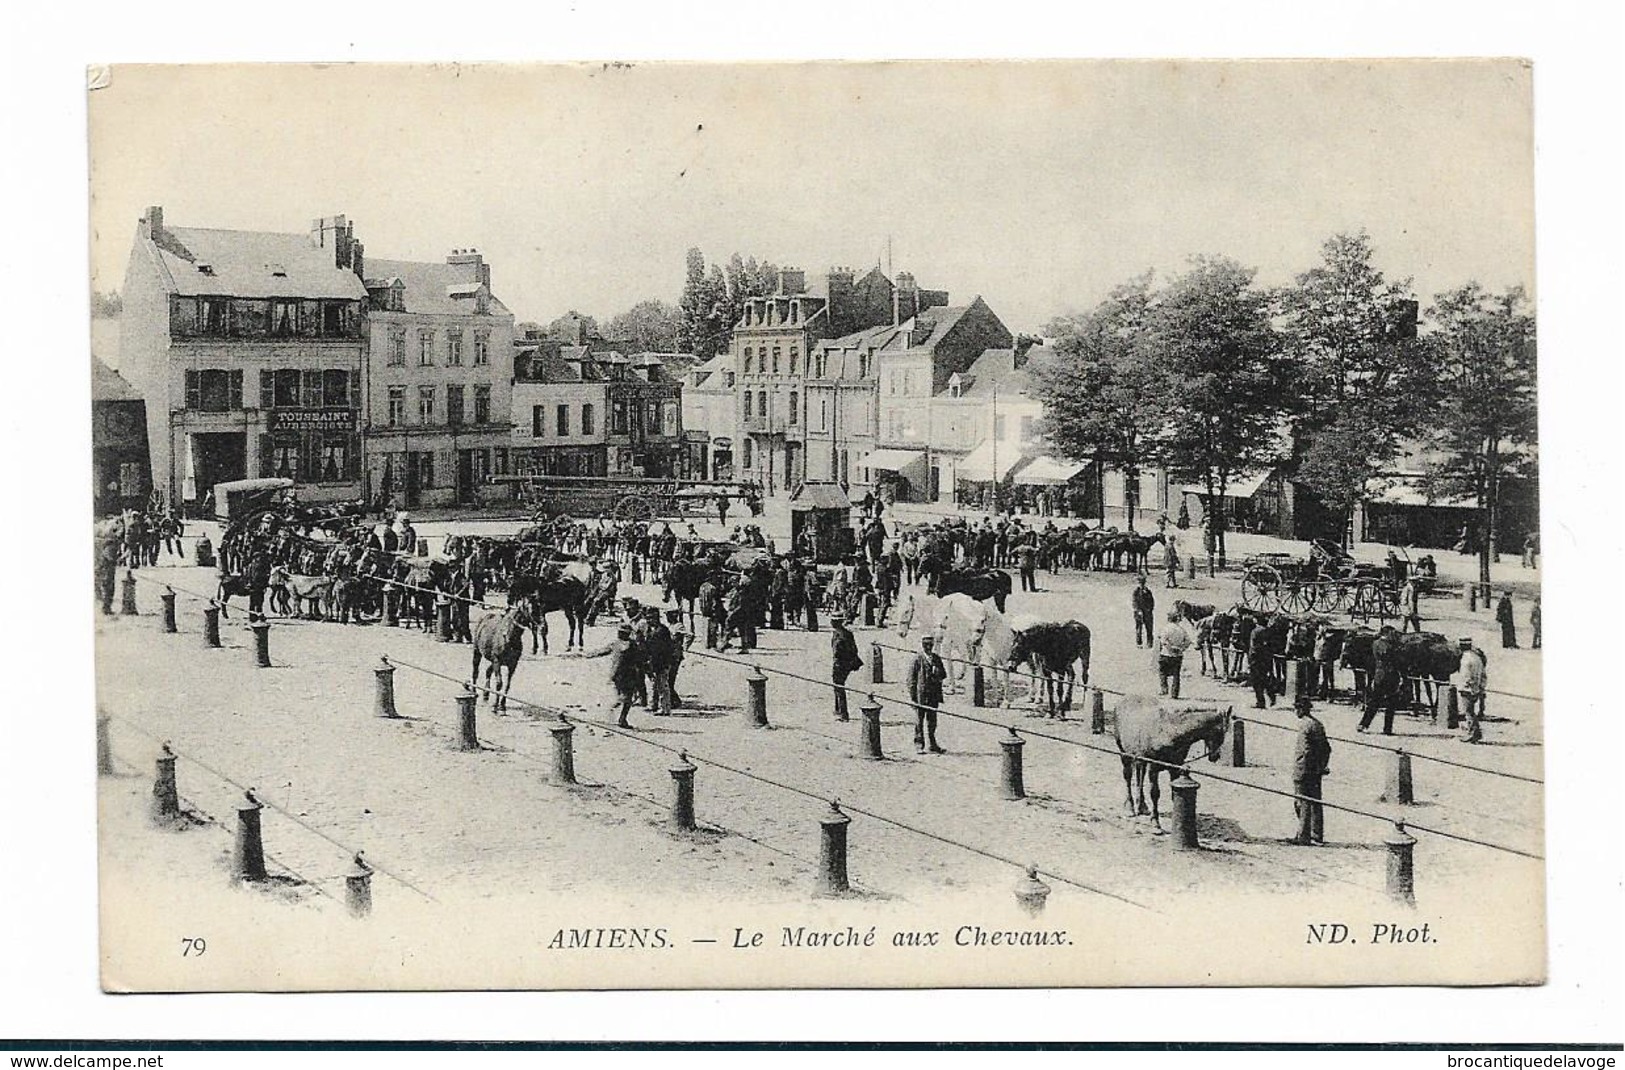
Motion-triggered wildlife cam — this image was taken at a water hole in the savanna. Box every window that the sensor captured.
[556,404,570,437]
[388,387,406,427]
[201,298,228,335]
[474,385,491,425]
[446,330,463,366]
[418,385,435,425]
[646,401,660,434]
[323,370,350,408]
[388,330,407,367]
[743,392,752,418]
[757,390,768,423]
[184,369,242,412]
[532,405,545,438]
[447,385,465,426]
[170,297,199,336]
[417,451,435,489]
[270,440,299,478]
[322,302,355,336]
[418,331,435,366]
[473,331,490,366]
[271,300,300,336]
[742,438,753,469]
[580,402,594,435]
[230,300,270,336]
[662,400,679,437]
[888,371,897,396]
[788,391,798,425]
[859,352,871,378]
[612,400,628,434]
[772,347,781,374]
[789,346,799,375]
[494,448,509,476]
[743,347,753,374]
[319,439,348,483]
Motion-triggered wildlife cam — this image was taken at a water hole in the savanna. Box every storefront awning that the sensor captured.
[1368,480,1476,508]
[958,440,1025,482]
[1178,470,1274,500]
[859,448,927,472]
[1014,455,1088,485]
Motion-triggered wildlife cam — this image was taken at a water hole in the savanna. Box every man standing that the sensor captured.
[1399,577,1422,634]
[666,608,690,710]
[1455,637,1488,744]
[1358,625,1402,735]
[830,614,863,722]
[1155,611,1192,699]
[1163,533,1180,589]
[1132,574,1156,648]
[1531,595,1541,650]
[608,625,643,729]
[640,607,675,715]
[1291,694,1332,845]
[1248,625,1276,709]
[716,494,729,529]
[1496,591,1518,648]
[1016,539,1039,593]
[908,635,947,755]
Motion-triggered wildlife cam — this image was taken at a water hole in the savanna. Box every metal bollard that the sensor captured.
[382,588,398,628]
[972,664,987,708]
[435,598,452,642]
[1089,688,1106,734]
[250,621,271,668]
[1385,822,1418,906]
[669,751,697,831]
[96,715,114,776]
[744,665,769,727]
[455,687,480,750]
[1170,768,1201,850]
[152,743,180,819]
[345,853,373,918]
[233,791,267,882]
[549,718,577,784]
[1014,865,1051,916]
[1227,717,1247,767]
[998,728,1026,800]
[120,570,139,615]
[160,588,177,633]
[860,695,884,760]
[870,642,885,684]
[1445,685,1461,729]
[374,658,398,718]
[815,800,852,896]
[1383,749,1415,805]
[203,605,222,648]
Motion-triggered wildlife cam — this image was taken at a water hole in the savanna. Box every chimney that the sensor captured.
[144,206,164,241]
[777,267,806,295]
[447,248,489,289]
[892,287,901,327]
[349,239,365,281]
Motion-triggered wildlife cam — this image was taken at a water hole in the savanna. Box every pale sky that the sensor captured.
[88,60,1533,332]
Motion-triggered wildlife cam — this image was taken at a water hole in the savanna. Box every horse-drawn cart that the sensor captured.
[493,475,754,524]
[1238,539,1399,619]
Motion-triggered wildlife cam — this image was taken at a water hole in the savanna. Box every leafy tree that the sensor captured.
[1032,272,1167,529]
[679,248,781,360]
[1150,256,1294,566]
[605,299,683,356]
[1277,231,1438,543]
[1424,283,1537,584]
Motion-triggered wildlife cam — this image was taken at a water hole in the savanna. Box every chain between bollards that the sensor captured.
[1088,688,1106,734]
[1014,864,1051,916]
[1383,749,1415,805]
[374,658,399,718]
[250,620,272,668]
[870,642,885,685]
[203,604,221,648]
[860,694,884,760]
[549,717,577,784]
[972,663,987,708]
[1385,822,1418,905]
[1227,717,1247,767]
[120,570,139,616]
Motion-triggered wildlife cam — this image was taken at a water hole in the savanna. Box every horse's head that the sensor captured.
[1006,628,1032,671]
[1203,708,1234,763]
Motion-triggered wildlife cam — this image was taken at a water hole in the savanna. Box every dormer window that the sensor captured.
[267,263,287,278]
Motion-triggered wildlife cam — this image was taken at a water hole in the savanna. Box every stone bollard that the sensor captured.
[345,853,373,918]
[233,791,267,882]
[455,687,480,750]
[1383,749,1415,805]
[1014,865,1051,916]
[203,604,222,648]
[860,695,884,760]
[382,588,398,628]
[1385,822,1418,906]
[972,664,987,708]
[1170,768,1201,850]
[1445,685,1461,730]
[1227,717,1247,767]
[669,751,697,831]
[744,665,769,728]
[374,658,399,719]
[870,642,885,684]
[161,588,178,633]
[435,598,452,642]
[815,800,852,896]
[250,621,271,668]
[1088,688,1106,734]
[152,743,180,819]
[96,715,114,777]
[120,570,139,615]
[549,718,577,784]
[998,728,1026,800]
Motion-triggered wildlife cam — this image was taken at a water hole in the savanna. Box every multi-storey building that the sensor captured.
[511,345,684,479]
[361,250,516,508]
[118,207,368,509]
[679,352,736,481]
[91,358,151,517]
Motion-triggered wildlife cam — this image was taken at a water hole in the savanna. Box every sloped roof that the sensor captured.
[365,257,512,317]
[91,358,142,403]
[686,352,734,387]
[789,481,852,510]
[950,347,1034,398]
[155,226,368,300]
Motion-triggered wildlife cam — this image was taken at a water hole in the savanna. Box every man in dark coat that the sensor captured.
[1496,591,1518,648]
[1358,625,1403,735]
[1248,625,1276,709]
[1291,695,1332,845]
[697,574,723,649]
[639,607,675,715]
[830,615,863,722]
[1132,575,1155,648]
[908,635,947,754]
[607,625,643,729]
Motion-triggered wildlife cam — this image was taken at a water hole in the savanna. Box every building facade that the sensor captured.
[118,208,368,510]
[361,250,516,508]
[511,346,684,479]
[679,352,736,481]
[91,358,151,516]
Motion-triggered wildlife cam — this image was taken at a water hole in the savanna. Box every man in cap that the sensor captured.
[1132,574,1156,648]
[1455,637,1488,744]
[908,635,947,754]
[1155,610,1192,699]
[640,606,675,715]
[830,613,863,722]
[1358,625,1403,735]
[1496,590,1518,648]
[607,624,643,729]
[1290,692,1331,845]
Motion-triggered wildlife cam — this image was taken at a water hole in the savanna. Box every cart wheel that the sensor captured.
[1281,581,1311,614]
[613,494,654,523]
[1320,581,1350,612]
[1240,566,1277,610]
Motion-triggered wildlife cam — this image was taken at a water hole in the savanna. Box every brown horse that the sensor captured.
[471,603,534,713]
[1112,696,1232,832]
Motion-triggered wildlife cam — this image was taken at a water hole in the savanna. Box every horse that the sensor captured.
[471,603,534,714]
[1112,696,1232,832]
[929,565,1013,613]
[269,565,334,620]
[216,556,272,619]
[1008,620,1092,716]
[509,574,588,653]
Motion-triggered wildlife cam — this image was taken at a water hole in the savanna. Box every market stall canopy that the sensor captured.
[1368,480,1476,508]
[788,481,852,511]
[859,448,927,473]
[958,440,1026,482]
[1177,470,1274,500]
[1014,455,1088,485]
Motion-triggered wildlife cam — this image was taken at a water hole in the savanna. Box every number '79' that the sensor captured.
[180,937,207,957]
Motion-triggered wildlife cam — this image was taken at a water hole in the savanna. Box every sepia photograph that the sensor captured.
[84,59,1546,993]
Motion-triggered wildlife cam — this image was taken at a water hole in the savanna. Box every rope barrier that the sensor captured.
[173,791,345,907]
[1230,715,1543,785]
[382,654,1152,911]
[106,713,437,903]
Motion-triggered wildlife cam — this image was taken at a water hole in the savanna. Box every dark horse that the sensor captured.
[1007,620,1092,716]
[924,560,1013,613]
[471,603,534,714]
[509,574,589,653]
[1112,696,1232,832]
[216,555,272,619]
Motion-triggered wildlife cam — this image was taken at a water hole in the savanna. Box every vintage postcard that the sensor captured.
[89,60,1542,991]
